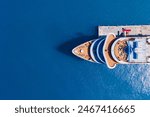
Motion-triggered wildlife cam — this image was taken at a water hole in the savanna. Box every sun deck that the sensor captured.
[103,34,118,68]
[111,39,128,63]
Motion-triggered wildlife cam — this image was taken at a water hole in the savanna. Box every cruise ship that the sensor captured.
[72,25,150,69]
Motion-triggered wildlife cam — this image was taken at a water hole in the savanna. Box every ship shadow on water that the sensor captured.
[57,29,98,59]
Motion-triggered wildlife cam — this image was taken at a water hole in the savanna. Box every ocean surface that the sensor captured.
[0,0,150,99]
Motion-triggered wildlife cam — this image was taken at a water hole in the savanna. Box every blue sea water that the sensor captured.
[0,0,150,99]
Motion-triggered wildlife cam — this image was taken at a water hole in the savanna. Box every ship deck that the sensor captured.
[114,40,128,62]
[72,41,94,62]
[103,34,118,68]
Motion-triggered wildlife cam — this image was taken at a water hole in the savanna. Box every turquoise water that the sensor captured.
[0,0,150,99]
